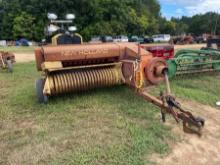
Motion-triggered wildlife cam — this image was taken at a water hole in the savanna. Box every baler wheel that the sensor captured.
[36,79,48,103]
[6,60,13,72]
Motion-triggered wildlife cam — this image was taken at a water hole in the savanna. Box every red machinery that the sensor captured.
[141,45,174,60]
[35,43,204,135]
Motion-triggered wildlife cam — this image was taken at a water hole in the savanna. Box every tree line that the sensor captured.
[171,12,220,36]
[0,0,219,42]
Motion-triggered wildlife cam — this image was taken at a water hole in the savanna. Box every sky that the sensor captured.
[159,0,220,19]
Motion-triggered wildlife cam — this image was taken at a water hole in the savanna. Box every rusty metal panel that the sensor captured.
[42,43,123,62]
[121,60,139,88]
[35,48,44,71]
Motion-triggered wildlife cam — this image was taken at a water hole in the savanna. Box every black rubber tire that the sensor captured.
[36,78,48,103]
[6,60,13,72]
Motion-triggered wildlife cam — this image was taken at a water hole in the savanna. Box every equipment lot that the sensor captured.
[0,44,220,164]
[0,44,206,63]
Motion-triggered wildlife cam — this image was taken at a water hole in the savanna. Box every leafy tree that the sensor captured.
[159,17,176,35]
[171,17,188,35]
[0,0,168,41]
[126,8,149,35]
[146,17,159,35]
[172,12,220,36]
[13,12,34,39]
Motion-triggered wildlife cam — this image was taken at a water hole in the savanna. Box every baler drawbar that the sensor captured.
[35,43,205,135]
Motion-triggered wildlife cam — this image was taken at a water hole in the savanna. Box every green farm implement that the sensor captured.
[168,49,220,78]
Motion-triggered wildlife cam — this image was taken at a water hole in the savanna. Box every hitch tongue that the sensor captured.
[163,70,205,135]
[164,69,171,94]
[183,117,205,136]
[163,93,205,136]
[138,68,205,135]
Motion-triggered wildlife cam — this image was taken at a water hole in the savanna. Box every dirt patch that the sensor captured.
[142,43,206,50]
[14,52,35,63]
[174,44,206,50]
[151,100,220,165]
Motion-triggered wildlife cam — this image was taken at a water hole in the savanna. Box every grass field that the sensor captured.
[0,62,220,164]
[154,73,220,106]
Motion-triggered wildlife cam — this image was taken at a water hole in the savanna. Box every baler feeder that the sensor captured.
[35,43,205,135]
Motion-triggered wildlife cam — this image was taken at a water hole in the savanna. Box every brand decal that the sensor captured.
[61,48,109,56]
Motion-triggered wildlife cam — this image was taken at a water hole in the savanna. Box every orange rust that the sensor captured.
[35,43,153,69]
[35,48,44,71]
[35,42,167,85]
[144,57,167,85]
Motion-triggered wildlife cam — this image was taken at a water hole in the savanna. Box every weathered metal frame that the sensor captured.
[35,43,205,135]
